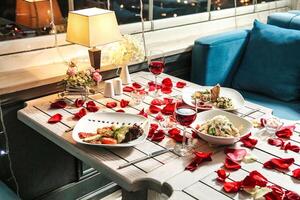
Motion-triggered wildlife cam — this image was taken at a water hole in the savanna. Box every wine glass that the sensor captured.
[174,97,197,156]
[148,50,165,97]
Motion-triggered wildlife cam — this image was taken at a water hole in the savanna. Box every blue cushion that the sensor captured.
[191,29,249,86]
[232,20,300,102]
[290,15,300,31]
[240,91,300,121]
[267,12,298,28]
[0,182,19,200]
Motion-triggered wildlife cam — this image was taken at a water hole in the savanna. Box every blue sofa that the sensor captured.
[191,12,300,120]
[0,181,19,200]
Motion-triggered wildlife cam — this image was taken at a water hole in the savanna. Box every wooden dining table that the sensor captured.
[18,71,300,200]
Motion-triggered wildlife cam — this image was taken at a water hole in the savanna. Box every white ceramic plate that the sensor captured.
[72,112,149,147]
[191,110,253,145]
[182,87,245,111]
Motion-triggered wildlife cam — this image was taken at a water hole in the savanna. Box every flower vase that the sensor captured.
[120,65,131,85]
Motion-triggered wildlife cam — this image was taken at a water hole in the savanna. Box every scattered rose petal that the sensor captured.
[163,98,173,104]
[265,185,284,200]
[161,87,172,94]
[155,113,164,121]
[225,148,247,162]
[123,86,134,92]
[224,157,241,171]
[132,82,142,89]
[216,169,228,182]
[120,99,130,108]
[148,123,159,138]
[284,190,300,200]
[276,125,295,139]
[292,168,300,180]
[240,133,257,148]
[86,101,99,112]
[185,151,212,172]
[151,99,165,106]
[48,113,62,124]
[168,128,183,143]
[263,158,294,170]
[50,100,67,109]
[161,103,175,115]
[281,142,300,153]
[268,138,284,147]
[138,108,148,118]
[161,78,173,88]
[242,170,268,188]
[151,129,165,142]
[74,99,85,108]
[116,109,125,113]
[223,181,241,193]
[149,105,161,114]
[176,81,187,88]
[73,108,86,120]
[106,102,117,108]
[148,81,161,91]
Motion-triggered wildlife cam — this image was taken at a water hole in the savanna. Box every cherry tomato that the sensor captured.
[101,137,117,144]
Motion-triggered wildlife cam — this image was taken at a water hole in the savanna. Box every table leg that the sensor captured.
[122,188,148,200]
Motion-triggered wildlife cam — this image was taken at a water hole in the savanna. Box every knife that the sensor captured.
[118,148,173,169]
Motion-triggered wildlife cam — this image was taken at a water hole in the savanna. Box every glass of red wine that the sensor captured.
[174,97,197,156]
[148,50,165,97]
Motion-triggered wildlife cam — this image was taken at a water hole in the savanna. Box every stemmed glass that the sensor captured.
[148,50,165,97]
[174,97,197,156]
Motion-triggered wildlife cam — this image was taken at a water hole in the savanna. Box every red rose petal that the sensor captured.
[276,125,295,139]
[74,99,85,108]
[116,109,125,112]
[151,129,165,142]
[265,185,284,200]
[50,100,67,109]
[149,105,161,114]
[161,86,172,94]
[176,81,187,88]
[148,81,161,91]
[86,101,99,112]
[163,98,173,104]
[148,123,159,138]
[268,138,284,147]
[106,102,117,109]
[242,170,268,188]
[216,169,228,182]
[240,133,257,148]
[161,78,173,88]
[264,158,295,170]
[155,113,164,121]
[48,113,62,124]
[225,148,247,162]
[151,99,165,106]
[281,142,300,153]
[161,103,175,115]
[138,108,148,118]
[120,99,130,108]
[292,168,300,180]
[224,157,241,171]
[73,108,86,120]
[168,128,183,143]
[284,190,300,200]
[132,82,142,89]
[123,86,134,92]
[223,181,241,193]
[185,151,212,172]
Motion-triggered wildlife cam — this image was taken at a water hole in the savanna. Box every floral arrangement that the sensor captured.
[64,61,102,88]
[110,34,145,66]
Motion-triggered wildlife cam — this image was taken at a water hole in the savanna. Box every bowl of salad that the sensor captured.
[191,110,253,145]
[72,112,149,147]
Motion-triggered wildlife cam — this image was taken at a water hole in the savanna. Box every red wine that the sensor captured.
[175,108,197,126]
[149,61,165,75]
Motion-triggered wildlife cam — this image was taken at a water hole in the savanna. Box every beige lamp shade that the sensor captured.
[66,8,122,48]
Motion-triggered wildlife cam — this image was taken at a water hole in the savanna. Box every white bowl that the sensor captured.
[182,87,245,111]
[72,112,149,147]
[191,110,253,145]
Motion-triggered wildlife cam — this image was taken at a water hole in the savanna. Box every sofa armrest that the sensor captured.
[0,181,19,200]
[191,29,250,86]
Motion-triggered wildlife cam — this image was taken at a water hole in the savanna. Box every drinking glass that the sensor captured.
[174,97,197,156]
[148,50,165,97]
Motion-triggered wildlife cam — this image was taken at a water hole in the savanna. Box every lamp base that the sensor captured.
[88,47,101,69]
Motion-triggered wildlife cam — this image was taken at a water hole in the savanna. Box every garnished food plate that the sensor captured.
[191,110,252,145]
[72,112,149,147]
[182,86,245,111]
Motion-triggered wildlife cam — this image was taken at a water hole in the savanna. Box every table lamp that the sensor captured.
[66,8,122,69]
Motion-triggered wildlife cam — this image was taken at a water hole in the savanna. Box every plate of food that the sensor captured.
[72,112,150,147]
[191,110,252,145]
[182,84,245,111]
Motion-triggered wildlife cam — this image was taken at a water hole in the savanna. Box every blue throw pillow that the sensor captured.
[232,20,300,102]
